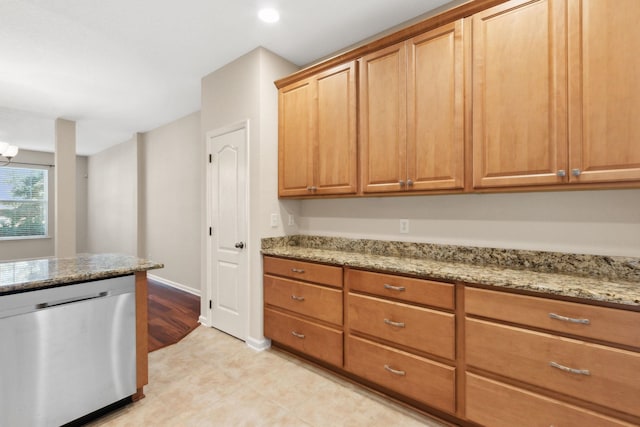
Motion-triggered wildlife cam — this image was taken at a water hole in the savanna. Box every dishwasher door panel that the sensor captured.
[0,276,136,427]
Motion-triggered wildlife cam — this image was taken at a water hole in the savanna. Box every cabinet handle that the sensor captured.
[383,318,405,328]
[549,361,590,376]
[306,186,318,191]
[384,364,406,376]
[383,284,406,292]
[548,313,590,325]
[291,331,305,339]
[556,170,566,177]
[290,295,305,302]
[571,168,581,177]
[407,179,414,186]
[291,268,305,274]
[399,180,405,187]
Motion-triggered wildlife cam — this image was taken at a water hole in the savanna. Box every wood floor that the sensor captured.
[147,279,200,352]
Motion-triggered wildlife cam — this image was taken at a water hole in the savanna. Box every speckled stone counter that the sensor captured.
[262,236,640,308]
[0,253,164,295]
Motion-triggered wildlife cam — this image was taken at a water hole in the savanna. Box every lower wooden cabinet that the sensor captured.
[263,256,640,425]
[263,256,344,367]
[264,308,343,366]
[347,293,455,360]
[346,335,455,413]
[465,286,640,425]
[466,373,635,427]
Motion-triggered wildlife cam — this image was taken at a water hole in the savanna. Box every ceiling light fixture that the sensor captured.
[258,7,280,23]
[0,141,19,166]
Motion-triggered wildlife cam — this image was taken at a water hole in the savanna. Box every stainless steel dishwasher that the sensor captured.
[0,275,137,427]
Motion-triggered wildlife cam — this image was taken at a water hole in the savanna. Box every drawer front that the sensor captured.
[264,275,342,325]
[346,335,455,413]
[466,287,640,348]
[346,269,454,310]
[466,318,640,417]
[466,373,634,427]
[264,308,343,366]
[263,256,343,288]
[348,293,455,360]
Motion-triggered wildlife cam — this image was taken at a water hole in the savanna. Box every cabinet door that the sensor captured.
[407,20,465,191]
[568,0,640,183]
[314,62,358,195]
[360,43,407,193]
[472,0,568,188]
[278,79,314,196]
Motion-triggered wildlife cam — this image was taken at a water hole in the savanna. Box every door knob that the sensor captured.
[234,242,245,249]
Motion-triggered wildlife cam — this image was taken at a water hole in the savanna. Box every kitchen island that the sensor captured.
[0,253,163,426]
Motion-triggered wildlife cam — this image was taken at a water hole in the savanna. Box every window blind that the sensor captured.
[0,167,48,238]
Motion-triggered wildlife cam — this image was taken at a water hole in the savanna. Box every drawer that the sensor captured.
[346,269,454,310]
[465,287,640,348]
[466,318,640,417]
[346,335,455,413]
[264,308,343,366]
[263,256,343,288]
[264,275,342,325]
[348,293,455,360]
[466,373,634,427]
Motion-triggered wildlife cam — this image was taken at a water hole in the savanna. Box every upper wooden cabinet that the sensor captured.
[473,0,640,189]
[472,0,567,188]
[278,61,357,197]
[567,0,640,184]
[276,0,640,197]
[360,20,465,194]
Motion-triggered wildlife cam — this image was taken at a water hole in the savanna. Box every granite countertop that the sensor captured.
[262,236,640,308]
[0,253,164,295]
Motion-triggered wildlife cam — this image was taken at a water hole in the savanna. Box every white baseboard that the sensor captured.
[198,315,209,326]
[148,274,201,297]
[246,336,271,352]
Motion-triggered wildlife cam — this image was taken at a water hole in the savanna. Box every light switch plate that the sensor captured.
[399,219,409,234]
[287,214,295,226]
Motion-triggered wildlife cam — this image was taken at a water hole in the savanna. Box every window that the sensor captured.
[0,167,48,239]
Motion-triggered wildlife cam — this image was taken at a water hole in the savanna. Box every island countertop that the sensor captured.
[262,235,640,309]
[0,253,164,295]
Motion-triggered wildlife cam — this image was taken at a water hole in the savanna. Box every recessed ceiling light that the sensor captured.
[258,7,280,23]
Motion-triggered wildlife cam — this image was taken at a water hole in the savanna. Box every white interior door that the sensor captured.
[206,122,248,341]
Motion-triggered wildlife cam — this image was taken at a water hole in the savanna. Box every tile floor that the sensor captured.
[87,325,448,426]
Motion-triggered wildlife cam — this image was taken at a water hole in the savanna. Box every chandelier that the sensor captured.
[0,141,19,166]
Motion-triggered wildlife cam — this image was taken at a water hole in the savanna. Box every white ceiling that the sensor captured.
[0,0,454,156]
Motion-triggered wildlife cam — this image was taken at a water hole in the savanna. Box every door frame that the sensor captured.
[205,120,250,338]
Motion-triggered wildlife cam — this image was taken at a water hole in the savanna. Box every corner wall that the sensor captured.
[141,111,201,293]
[200,47,299,343]
[86,137,138,255]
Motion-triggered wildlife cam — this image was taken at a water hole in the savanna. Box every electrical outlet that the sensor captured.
[288,214,295,226]
[399,219,409,234]
[270,213,279,227]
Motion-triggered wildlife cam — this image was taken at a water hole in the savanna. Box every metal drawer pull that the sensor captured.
[291,331,305,339]
[384,318,405,328]
[290,295,305,302]
[383,284,406,292]
[549,361,590,376]
[291,268,305,273]
[548,313,590,325]
[384,365,406,376]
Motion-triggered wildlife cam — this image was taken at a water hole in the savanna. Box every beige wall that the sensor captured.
[200,47,298,344]
[87,137,138,255]
[141,111,201,293]
[0,149,88,261]
[297,189,640,257]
